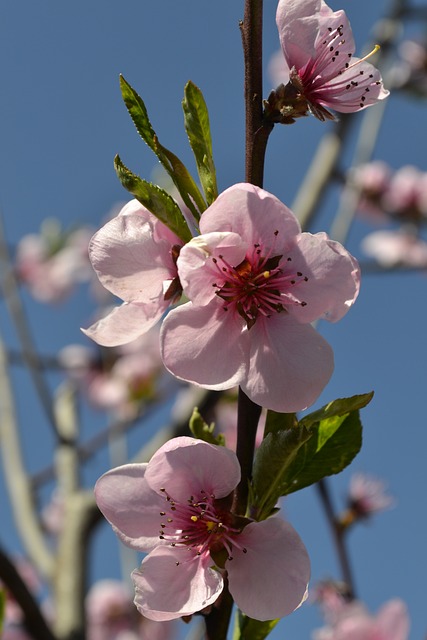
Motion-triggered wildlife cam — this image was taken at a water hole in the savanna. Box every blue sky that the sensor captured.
[1,1,426,638]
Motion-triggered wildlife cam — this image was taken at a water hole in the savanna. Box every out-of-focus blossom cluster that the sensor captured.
[85,580,175,640]
[15,219,95,303]
[389,37,427,97]
[349,162,427,268]
[350,162,427,224]
[313,586,410,640]
[59,325,167,420]
[339,472,395,528]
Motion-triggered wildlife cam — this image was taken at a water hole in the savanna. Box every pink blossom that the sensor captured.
[95,436,310,622]
[161,183,360,413]
[346,472,395,518]
[16,221,94,303]
[60,327,165,418]
[313,599,410,640]
[275,0,389,121]
[382,165,427,221]
[86,580,174,640]
[361,230,427,268]
[82,200,182,347]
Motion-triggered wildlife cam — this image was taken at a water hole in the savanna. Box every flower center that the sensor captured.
[157,488,246,563]
[211,231,308,329]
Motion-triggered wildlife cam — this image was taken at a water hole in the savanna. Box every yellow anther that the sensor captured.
[263,271,270,278]
[190,515,199,522]
[206,521,216,532]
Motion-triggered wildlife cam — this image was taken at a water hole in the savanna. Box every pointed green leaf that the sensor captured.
[114,155,192,243]
[300,392,374,429]
[189,407,225,446]
[250,425,313,521]
[233,612,279,640]
[285,409,364,494]
[119,75,206,219]
[182,81,218,205]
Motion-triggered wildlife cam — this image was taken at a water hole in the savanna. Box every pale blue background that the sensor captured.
[1,1,426,638]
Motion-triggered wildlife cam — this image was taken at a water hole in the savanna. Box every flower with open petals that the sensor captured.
[95,436,310,622]
[313,598,410,640]
[273,0,389,121]
[82,200,182,347]
[161,183,360,412]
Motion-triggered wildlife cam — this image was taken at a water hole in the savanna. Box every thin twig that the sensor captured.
[316,479,356,599]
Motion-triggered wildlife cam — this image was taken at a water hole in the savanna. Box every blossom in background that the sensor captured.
[161,183,360,412]
[86,580,174,640]
[361,230,427,269]
[350,162,427,224]
[389,38,427,96]
[345,472,395,520]
[313,598,410,640]
[95,436,310,622]
[272,0,389,121]
[15,219,94,303]
[82,199,183,347]
[59,326,166,419]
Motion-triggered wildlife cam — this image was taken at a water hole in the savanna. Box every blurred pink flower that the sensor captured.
[274,0,389,121]
[361,230,427,268]
[347,472,395,518]
[161,183,360,412]
[382,165,427,221]
[95,436,310,622]
[349,161,392,221]
[16,220,93,303]
[82,200,182,347]
[313,598,410,640]
[60,327,165,419]
[86,580,174,640]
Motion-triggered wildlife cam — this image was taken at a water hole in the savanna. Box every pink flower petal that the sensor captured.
[376,599,410,640]
[132,546,223,621]
[89,213,176,303]
[177,232,246,306]
[145,436,241,502]
[82,302,165,347]
[199,183,301,246]
[284,232,360,324]
[160,302,248,389]
[226,518,310,620]
[243,315,334,412]
[94,464,164,551]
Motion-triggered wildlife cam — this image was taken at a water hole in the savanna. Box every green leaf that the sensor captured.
[119,75,206,219]
[189,408,225,446]
[114,155,192,243]
[285,410,364,494]
[299,392,374,429]
[250,425,313,521]
[250,394,373,516]
[182,81,218,205]
[233,612,280,640]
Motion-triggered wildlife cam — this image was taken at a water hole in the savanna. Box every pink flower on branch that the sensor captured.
[161,183,360,412]
[82,199,182,347]
[271,0,389,122]
[95,436,310,622]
